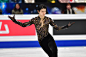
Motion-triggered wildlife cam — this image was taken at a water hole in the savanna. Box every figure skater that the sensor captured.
[8,4,75,57]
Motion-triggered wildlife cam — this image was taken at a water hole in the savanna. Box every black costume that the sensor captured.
[9,16,69,57]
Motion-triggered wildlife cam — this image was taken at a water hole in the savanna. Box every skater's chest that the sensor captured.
[33,17,50,29]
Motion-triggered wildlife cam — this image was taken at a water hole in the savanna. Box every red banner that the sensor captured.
[0,20,36,36]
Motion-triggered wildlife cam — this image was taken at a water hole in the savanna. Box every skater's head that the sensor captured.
[37,4,47,17]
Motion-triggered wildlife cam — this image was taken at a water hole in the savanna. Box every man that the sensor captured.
[64,3,75,14]
[8,4,75,57]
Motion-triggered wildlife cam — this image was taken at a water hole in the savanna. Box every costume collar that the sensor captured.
[37,16,46,20]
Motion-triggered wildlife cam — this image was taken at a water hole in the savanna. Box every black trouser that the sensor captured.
[39,33,58,57]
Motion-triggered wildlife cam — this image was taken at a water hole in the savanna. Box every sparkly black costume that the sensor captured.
[9,16,69,57]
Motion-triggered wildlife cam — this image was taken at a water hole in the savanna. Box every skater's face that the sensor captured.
[37,8,46,17]
[16,4,20,9]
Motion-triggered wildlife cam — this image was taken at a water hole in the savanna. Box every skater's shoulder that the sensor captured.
[30,16,39,22]
[32,16,52,20]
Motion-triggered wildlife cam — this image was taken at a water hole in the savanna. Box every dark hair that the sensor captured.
[37,4,48,14]
[13,4,22,12]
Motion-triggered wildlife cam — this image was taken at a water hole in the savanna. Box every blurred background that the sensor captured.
[0,0,86,14]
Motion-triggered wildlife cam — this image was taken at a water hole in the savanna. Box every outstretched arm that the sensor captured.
[8,15,33,27]
[49,18,75,31]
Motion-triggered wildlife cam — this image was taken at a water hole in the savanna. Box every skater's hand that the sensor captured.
[8,14,15,21]
[68,22,75,27]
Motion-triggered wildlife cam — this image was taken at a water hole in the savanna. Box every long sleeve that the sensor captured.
[12,18,34,27]
[49,18,69,31]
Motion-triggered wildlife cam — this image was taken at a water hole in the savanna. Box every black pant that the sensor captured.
[39,33,58,57]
